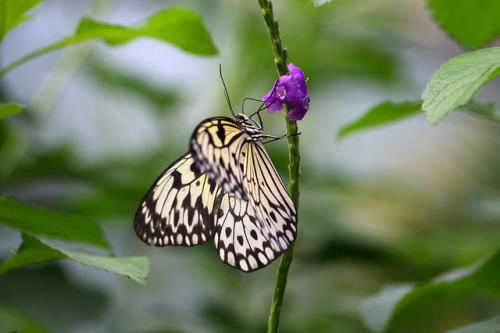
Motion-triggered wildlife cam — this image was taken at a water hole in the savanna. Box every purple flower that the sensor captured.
[262,63,310,121]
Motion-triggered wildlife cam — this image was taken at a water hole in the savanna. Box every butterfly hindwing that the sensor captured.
[214,193,279,272]
[239,140,297,253]
[134,153,220,247]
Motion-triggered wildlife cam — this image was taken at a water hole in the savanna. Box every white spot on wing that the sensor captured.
[248,255,258,270]
[239,260,248,272]
[227,252,235,266]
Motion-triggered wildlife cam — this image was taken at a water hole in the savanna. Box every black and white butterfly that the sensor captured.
[134,85,297,272]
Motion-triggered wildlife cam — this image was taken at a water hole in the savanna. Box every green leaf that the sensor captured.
[446,316,500,333]
[338,101,422,139]
[428,0,500,49]
[0,233,65,275]
[58,248,150,285]
[0,234,150,284]
[361,249,500,332]
[422,47,500,126]
[0,7,217,77]
[0,103,24,119]
[0,305,50,333]
[445,316,500,333]
[361,284,415,333]
[461,99,500,123]
[0,0,42,45]
[72,7,218,54]
[0,196,110,250]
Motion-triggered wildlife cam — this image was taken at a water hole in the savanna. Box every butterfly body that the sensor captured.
[134,115,297,272]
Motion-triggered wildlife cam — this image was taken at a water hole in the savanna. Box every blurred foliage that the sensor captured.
[446,316,500,333]
[338,101,423,139]
[0,6,218,77]
[0,103,24,119]
[0,195,109,249]
[362,249,500,333]
[0,233,149,283]
[0,0,42,44]
[86,60,179,113]
[0,304,50,333]
[428,0,500,49]
[340,99,500,139]
[1,0,500,332]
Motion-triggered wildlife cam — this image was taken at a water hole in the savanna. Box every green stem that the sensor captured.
[257,1,301,332]
[0,42,65,78]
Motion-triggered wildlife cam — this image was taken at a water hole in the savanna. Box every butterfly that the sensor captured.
[134,89,297,272]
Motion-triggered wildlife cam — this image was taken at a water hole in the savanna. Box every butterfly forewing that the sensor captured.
[134,153,220,247]
[190,117,249,200]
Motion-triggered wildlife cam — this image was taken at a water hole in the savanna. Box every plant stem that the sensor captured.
[257,1,301,332]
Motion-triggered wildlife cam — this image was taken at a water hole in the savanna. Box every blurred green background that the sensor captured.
[2,0,500,332]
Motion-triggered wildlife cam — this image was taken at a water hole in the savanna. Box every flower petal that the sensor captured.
[262,88,284,113]
[288,63,307,92]
[277,76,303,107]
[288,107,307,121]
[261,64,309,120]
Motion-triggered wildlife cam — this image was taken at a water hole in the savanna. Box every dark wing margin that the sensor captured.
[133,152,221,247]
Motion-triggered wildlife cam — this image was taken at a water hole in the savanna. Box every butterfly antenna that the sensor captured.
[248,80,279,120]
[220,65,237,118]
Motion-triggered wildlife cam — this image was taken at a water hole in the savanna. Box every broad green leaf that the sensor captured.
[428,0,500,49]
[0,103,24,119]
[72,7,217,54]
[0,233,65,275]
[338,101,422,139]
[0,305,50,333]
[361,249,500,332]
[0,0,42,44]
[445,316,500,333]
[0,234,150,284]
[0,7,217,77]
[58,249,149,285]
[0,196,110,250]
[422,48,500,126]
[361,284,415,333]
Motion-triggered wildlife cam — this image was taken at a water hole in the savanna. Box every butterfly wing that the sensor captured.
[240,140,297,253]
[134,152,221,247]
[214,192,279,272]
[191,118,297,271]
[190,117,249,200]
[135,117,297,272]
[213,185,296,272]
